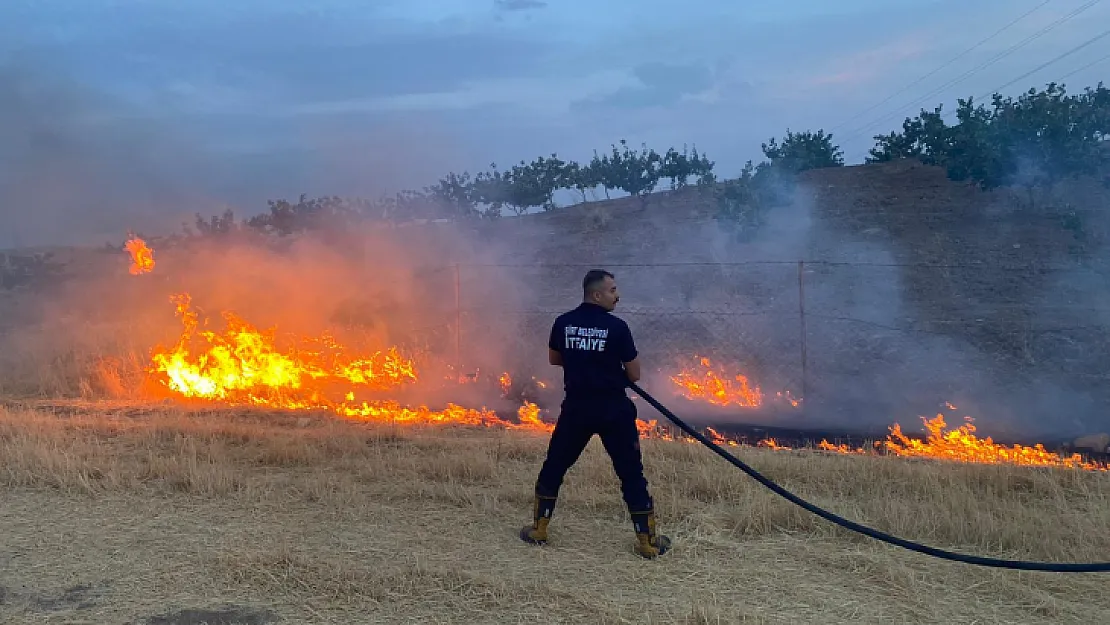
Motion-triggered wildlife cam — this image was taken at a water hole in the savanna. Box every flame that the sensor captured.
[132,291,1106,472]
[499,372,512,396]
[124,235,155,275]
[758,438,790,451]
[516,401,550,431]
[817,439,867,454]
[884,414,1105,471]
[671,356,764,407]
[142,293,528,428]
[150,293,417,401]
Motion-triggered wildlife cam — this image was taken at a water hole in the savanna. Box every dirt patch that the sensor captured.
[32,583,98,611]
[144,606,278,625]
[0,582,101,613]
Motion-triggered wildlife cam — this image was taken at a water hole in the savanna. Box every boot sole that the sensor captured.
[519,527,547,545]
[635,536,672,559]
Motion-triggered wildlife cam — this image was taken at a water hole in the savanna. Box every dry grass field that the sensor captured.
[1,401,1109,624]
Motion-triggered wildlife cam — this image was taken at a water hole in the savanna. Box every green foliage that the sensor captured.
[562,160,602,203]
[471,165,511,218]
[425,172,478,219]
[761,129,845,173]
[505,154,568,214]
[868,82,1110,192]
[601,140,662,197]
[246,194,367,235]
[660,144,716,189]
[712,160,793,237]
[868,106,950,165]
[191,208,239,236]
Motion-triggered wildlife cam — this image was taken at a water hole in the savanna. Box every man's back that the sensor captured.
[549,302,638,398]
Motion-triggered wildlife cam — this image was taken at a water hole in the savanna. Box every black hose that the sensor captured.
[628,382,1110,572]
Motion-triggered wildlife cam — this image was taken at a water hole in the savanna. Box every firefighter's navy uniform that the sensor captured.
[519,301,671,558]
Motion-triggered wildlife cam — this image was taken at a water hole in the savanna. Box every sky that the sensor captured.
[2,0,1109,245]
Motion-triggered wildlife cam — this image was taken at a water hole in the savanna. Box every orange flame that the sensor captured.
[670,356,765,407]
[884,414,1105,471]
[134,292,1106,472]
[124,235,155,275]
[143,293,510,426]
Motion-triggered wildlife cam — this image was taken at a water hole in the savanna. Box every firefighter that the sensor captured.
[519,269,671,559]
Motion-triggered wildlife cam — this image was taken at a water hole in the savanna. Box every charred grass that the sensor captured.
[0,402,1108,624]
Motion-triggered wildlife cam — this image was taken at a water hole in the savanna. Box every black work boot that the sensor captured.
[519,495,557,545]
[630,509,672,559]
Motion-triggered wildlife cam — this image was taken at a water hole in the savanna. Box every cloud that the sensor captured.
[278,69,637,117]
[495,0,548,11]
[803,34,930,89]
[4,5,554,115]
[573,62,719,110]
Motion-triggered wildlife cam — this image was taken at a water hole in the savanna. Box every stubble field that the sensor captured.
[1,401,1109,625]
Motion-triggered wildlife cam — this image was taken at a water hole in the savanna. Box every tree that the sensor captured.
[193,208,238,236]
[712,159,790,237]
[425,172,478,219]
[660,144,717,190]
[508,154,568,213]
[472,164,511,219]
[585,151,614,199]
[563,160,603,203]
[761,129,844,173]
[598,139,663,198]
[866,82,1110,193]
[689,145,717,186]
[867,105,950,165]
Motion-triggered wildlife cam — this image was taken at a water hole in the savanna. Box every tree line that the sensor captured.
[186,80,1108,238]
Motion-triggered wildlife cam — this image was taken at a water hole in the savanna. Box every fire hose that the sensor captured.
[628,382,1110,573]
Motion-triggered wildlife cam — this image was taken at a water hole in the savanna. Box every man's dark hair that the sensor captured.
[583,269,614,297]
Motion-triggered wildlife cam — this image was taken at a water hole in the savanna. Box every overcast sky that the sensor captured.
[2,0,1109,246]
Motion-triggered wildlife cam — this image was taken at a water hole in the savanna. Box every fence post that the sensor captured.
[798,260,808,418]
[454,263,462,381]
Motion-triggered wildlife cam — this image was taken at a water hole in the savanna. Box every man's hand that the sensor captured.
[548,348,563,366]
[623,358,641,383]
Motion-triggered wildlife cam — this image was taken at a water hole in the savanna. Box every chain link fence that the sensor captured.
[432,260,1110,443]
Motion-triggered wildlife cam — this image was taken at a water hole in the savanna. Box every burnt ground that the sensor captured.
[3,159,1110,444]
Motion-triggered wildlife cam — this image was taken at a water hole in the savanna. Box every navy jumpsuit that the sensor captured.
[533,302,654,513]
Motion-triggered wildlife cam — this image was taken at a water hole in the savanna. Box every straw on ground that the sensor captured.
[0,402,1108,624]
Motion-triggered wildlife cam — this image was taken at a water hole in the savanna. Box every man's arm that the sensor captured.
[548,321,564,367]
[623,357,641,383]
[617,322,640,383]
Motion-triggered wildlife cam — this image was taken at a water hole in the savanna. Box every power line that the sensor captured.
[827,0,1053,134]
[936,26,1110,121]
[983,26,1110,95]
[837,0,1104,149]
[1058,49,1110,79]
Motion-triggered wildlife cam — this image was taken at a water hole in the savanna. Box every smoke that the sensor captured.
[0,62,227,250]
[517,159,1110,445]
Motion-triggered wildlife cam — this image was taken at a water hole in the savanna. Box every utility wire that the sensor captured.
[838,0,1104,149]
[936,26,1110,121]
[1058,49,1110,79]
[827,0,1053,134]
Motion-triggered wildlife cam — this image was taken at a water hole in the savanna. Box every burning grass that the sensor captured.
[0,403,1109,623]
